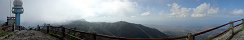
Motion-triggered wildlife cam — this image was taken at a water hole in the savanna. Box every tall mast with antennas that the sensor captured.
[12,0,24,27]
[9,0,12,16]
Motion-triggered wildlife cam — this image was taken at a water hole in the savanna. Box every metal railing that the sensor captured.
[36,18,244,40]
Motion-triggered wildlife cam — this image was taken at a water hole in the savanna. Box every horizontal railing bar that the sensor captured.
[49,26,61,28]
[234,22,243,27]
[207,21,243,40]
[233,19,242,23]
[124,38,168,40]
[193,22,230,36]
[95,33,125,39]
[209,26,231,40]
[65,33,82,40]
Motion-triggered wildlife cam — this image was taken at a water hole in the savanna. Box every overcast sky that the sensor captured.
[0,0,244,27]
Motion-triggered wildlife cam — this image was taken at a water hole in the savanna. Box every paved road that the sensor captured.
[3,30,58,40]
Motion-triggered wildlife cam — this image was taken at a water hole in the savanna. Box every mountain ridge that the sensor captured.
[61,20,168,38]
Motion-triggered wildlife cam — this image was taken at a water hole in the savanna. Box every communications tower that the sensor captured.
[12,0,24,27]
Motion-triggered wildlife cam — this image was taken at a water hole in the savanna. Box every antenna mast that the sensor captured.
[9,0,12,16]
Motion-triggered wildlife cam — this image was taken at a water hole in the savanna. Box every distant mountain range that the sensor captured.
[143,24,196,36]
[61,20,168,38]
[143,24,225,40]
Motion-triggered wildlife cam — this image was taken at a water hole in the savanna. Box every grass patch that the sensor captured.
[0,30,13,39]
[0,30,10,37]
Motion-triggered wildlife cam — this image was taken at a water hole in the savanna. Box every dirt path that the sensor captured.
[3,30,58,40]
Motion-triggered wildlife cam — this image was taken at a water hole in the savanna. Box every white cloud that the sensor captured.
[141,11,151,16]
[208,7,219,14]
[192,3,219,17]
[95,0,138,17]
[232,9,244,15]
[169,3,191,17]
[168,3,219,17]
[130,16,136,18]
[35,0,138,23]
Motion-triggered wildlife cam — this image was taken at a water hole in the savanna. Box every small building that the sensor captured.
[7,17,16,26]
[0,17,25,31]
[0,17,15,31]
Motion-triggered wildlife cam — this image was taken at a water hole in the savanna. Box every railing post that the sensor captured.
[12,24,15,31]
[46,25,49,33]
[61,26,66,40]
[242,19,244,27]
[186,33,194,40]
[90,32,96,40]
[229,21,234,35]
[18,26,21,31]
[37,25,40,31]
